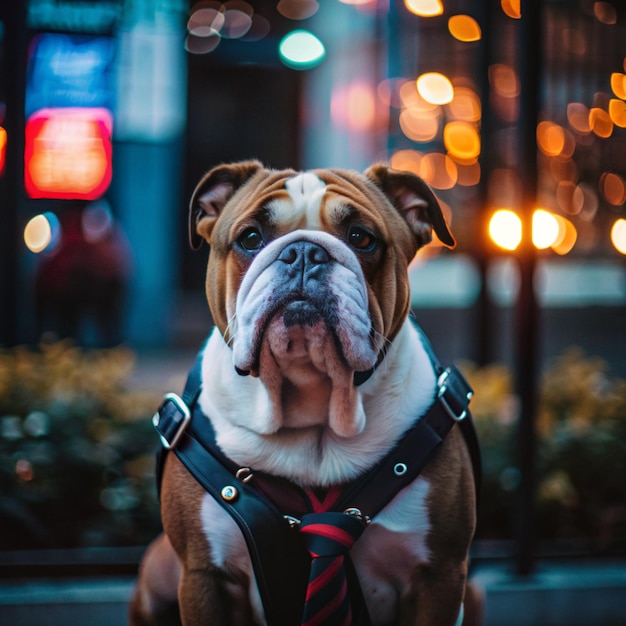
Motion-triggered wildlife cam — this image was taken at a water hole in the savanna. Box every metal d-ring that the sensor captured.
[236,467,254,483]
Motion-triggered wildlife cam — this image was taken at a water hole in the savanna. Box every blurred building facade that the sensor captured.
[0,0,625,376]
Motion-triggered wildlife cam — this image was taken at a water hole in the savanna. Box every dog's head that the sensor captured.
[189,161,454,437]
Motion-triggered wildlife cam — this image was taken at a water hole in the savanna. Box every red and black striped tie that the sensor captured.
[299,511,367,626]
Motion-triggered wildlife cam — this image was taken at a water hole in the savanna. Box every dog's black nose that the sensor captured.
[278,241,330,268]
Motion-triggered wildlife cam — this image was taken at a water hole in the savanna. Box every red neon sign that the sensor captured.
[24,107,113,200]
[0,126,6,175]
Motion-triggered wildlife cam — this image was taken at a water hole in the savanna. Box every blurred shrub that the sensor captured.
[0,340,162,550]
[1,340,625,550]
[464,348,626,547]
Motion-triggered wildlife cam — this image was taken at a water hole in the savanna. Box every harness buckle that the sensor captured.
[153,392,191,450]
[437,366,473,422]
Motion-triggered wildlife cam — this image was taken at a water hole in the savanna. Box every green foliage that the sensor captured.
[0,340,162,550]
[1,340,625,549]
[463,348,626,545]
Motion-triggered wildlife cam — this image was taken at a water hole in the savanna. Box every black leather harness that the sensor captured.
[153,326,481,625]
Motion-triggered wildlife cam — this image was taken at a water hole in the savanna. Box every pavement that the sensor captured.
[1,558,626,625]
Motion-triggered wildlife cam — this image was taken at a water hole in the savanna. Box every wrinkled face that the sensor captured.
[190,162,454,436]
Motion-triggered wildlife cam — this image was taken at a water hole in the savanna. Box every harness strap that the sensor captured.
[153,324,480,625]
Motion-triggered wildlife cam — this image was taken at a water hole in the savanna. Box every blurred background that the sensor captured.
[1,0,626,623]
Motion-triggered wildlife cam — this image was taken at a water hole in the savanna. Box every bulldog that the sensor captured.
[130,161,481,626]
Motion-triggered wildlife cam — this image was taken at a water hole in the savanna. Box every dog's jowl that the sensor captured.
[130,162,482,626]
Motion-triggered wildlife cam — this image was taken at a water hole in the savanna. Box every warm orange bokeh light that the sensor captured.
[399,109,439,142]
[447,87,481,122]
[501,0,521,19]
[444,121,481,162]
[489,209,522,251]
[532,209,561,250]
[551,216,577,255]
[537,121,565,156]
[416,72,454,105]
[24,108,113,200]
[611,219,626,255]
[448,15,482,42]
[556,181,585,215]
[390,149,424,175]
[456,161,481,186]
[610,73,626,100]
[567,102,591,134]
[420,153,457,190]
[594,1,617,25]
[600,172,626,206]
[399,81,438,111]
[589,107,614,138]
[489,208,577,254]
[405,0,443,17]
[609,99,626,128]
[489,64,519,97]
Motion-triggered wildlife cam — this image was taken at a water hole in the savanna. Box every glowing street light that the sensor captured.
[416,72,454,105]
[611,218,626,255]
[489,209,522,251]
[279,30,325,70]
[24,212,60,254]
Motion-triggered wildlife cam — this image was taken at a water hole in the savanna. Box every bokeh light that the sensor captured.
[610,73,626,100]
[448,15,482,42]
[489,209,522,251]
[537,121,564,156]
[416,72,454,105]
[24,108,113,200]
[405,0,443,17]
[187,6,225,37]
[390,149,424,175]
[556,181,585,215]
[567,102,591,134]
[589,107,613,138]
[420,153,458,189]
[446,87,481,122]
[331,82,378,132]
[220,3,253,39]
[399,108,439,142]
[277,0,319,20]
[279,30,325,69]
[594,2,617,25]
[0,126,6,174]
[551,217,577,255]
[501,0,521,19]
[600,172,626,206]
[611,219,626,255]
[443,121,481,162]
[489,64,519,98]
[456,161,481,186]
[532,209,560,249]
[609,99,626,127]
[24,212,61,254]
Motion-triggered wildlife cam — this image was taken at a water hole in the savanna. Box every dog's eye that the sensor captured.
[348,226,377,251]
[238,228,264,251]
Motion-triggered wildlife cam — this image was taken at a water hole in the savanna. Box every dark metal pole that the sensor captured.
[475,0,496,367]
[0,0,28,346]
[515,0,542,577]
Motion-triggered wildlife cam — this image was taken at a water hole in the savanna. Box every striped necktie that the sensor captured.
[299,511,368,626]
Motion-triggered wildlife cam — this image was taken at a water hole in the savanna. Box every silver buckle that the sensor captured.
[153,392,191,450]
[437,368,473,422]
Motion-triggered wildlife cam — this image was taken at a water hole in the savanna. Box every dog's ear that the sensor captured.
[189,160,264,250]
[364,163,456,248]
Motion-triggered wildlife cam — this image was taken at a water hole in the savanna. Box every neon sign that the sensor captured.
[24,107,113,200]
